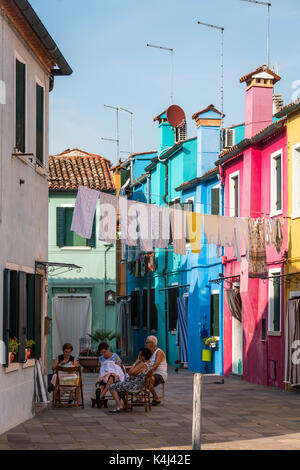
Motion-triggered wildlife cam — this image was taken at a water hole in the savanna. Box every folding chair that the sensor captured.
[52,365,84,408]
[124,369,153,412]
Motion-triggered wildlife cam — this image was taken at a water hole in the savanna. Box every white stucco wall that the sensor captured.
[0,9,49,434]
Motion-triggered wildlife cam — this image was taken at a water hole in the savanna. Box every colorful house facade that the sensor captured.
[216,66,288,388]
[47,148,117,370]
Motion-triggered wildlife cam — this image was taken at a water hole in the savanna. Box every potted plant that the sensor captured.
[78,347,100,371]
[203,336,219,350]
[9,337,20,363]
[25,339,35,361]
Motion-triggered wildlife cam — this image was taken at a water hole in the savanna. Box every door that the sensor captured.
[232,315,243,375]
[210,291,220,337]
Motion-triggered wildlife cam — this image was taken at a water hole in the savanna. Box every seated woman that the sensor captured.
[108,347,152,413]
[50,343,79,400]
[95,342,123,400]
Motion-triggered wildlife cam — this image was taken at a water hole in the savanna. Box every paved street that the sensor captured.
[2,368,300,450]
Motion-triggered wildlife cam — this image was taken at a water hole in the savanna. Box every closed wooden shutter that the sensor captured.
[18,272,27,363]
[36,84,44,164]
[211,188,220,215]
[142,290,147,328]
[150,288,158,331]
[3,269,11,367]
[56,207,65,247]
[275,155,282,211]
[168,287,179,331]
[26,274,35,357]
[273,282,281,331]
[233,176,239,217]
[16,59,26,153]
[34,274,43,359]
[86,216,96,247]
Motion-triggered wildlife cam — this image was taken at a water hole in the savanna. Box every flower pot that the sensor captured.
[25,348,31,360]
[202,349,212,362]
[78,356,99,371]
[9,352,14,363]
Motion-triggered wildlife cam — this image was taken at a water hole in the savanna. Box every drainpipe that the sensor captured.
[161,158,169,362]
[147,175,151,335]
[104,244,113,330]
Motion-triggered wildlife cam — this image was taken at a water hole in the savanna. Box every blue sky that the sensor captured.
[30,0,300,163]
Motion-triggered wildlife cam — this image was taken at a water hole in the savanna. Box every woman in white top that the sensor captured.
[145,335,168,406]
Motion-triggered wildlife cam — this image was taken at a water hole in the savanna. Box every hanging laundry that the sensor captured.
[119,197,138,246]
[203,214,219,245]
[275,217,284,254]
[135,259,141,278]
[127,246,135,262]
[248,218,267,279]
[151,204,160,247]
[170,208,186,255]
[136,202,153,252]
[157,206,170,249]
[233,217,249,262]
[148,253,157,271]
[71,185,99,239]
[265,217,284,254]
[186,212,202,253]
[98,192,118,244]
[219,216,235,247]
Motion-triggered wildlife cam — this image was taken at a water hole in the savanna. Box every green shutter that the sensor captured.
[211,188,220,215]
[36,84,44,164]
[26,274,35,357]
[87,216,96,247]
[34,274,42,359]
[210,293,220,337]
[276,156,282,211]
[233,177,239,217]
[3,269,11,367]
[273,283,281,331]
[56,207,65,247]
[16,60,26,153]
[18,272,27,363]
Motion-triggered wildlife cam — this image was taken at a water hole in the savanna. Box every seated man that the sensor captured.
[145,335,168,406]
[95,342,123,400]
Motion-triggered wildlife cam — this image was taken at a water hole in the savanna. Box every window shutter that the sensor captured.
[211,188,220,215]
[36,84,44,164]
[34,274,42,359]
[130,291,140,327]
[233,177,239,217]
[16,60,26,153]
[168,287,179,331]
[18,272,27,363]
[150,288,158,331]
[56,207,65,247]
[142,290,147,328]
[3,269,11,367]
[210,293,220,337]
[26,274,35,356]
[87,216,96,247]
[273,282,281,331]
[276,156,282,211]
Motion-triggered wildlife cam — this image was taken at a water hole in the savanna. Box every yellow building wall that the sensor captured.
[285,112,300,294]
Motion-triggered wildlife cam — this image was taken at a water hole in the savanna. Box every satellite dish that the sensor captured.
[166,105,186,128]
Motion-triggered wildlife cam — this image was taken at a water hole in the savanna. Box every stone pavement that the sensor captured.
[2,368,300,450]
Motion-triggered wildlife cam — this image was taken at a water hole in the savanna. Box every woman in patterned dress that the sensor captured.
[108,347,152,413]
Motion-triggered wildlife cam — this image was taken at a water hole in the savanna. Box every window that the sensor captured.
[229,172,239,217]
[292,144,300,219]
[210,291,220,337]
[211,186,220,215]
[36,83,44,164]
[268,269,281,332]
[130,290,140,327]
[56,207,96,248]
[2,269,42,366]
[16,59,26,153]
[150,288,158,331]
[168,286,179,331]
[142,289,147,328]
[270,150,283,215]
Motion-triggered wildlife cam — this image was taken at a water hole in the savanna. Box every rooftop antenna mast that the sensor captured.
[119,107,134,155]
[147,43,174,105]
[240,0,271,67]
[197,21,224,121]
[102,104,120,163]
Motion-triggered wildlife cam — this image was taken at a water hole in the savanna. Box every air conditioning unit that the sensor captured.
[222,128,235,149]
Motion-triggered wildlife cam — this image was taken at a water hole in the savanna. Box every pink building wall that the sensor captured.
[223,129,287,388]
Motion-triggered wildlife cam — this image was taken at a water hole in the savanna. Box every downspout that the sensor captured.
[146,175,151,335]
[161,158,169,362]
[219,164,225,375]
[104,244,113,330]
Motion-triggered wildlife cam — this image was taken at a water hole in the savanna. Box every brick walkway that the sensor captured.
[2,369,300,450]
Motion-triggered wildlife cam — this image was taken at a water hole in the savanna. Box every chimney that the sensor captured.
[153,109,175,153]
[240,65,281,139]
[273,94,284,115]
[192,104,224,177]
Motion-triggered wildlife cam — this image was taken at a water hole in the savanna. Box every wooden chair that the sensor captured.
[91,363,127,408]
[52,365,84,408]
[157,382,165,405]
[124,369,153,412]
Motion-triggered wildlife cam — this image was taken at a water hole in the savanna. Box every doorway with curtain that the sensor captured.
[52,295,92,359]
[225,289,243,375]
